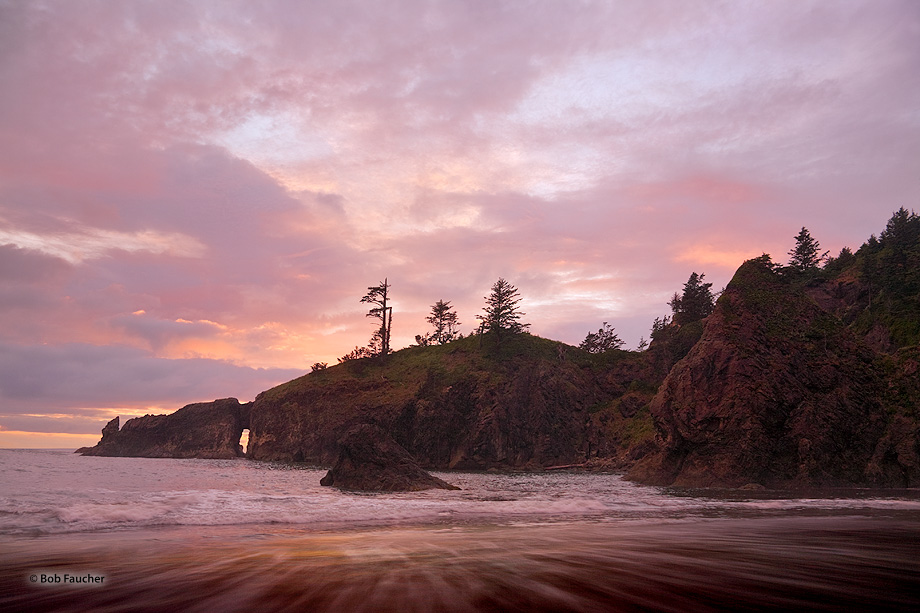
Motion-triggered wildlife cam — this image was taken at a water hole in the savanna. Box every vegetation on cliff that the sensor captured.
[630,209,920,487]
[248,332,658,469]
[78,209,919,489]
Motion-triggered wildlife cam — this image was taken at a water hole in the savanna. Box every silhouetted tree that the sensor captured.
[477,278,528,346]
[847,209,920,347]
[367,327,387,356]
[579,322,624,353]
[751,253,779,270]
[824,246,855,274]
[426,299,461,345]
[650,315,672,342]
[788,227,828,273]
[866,207,920,296]
[361,278,392,356]
[310,362,328,372]
[668,272,715,325]
[879,207,920,252]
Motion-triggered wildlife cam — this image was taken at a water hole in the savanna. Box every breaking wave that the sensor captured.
[2,450,919,536]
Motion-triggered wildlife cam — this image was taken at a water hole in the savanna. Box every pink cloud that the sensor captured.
[0,1,917,443]
[0,339,305,442]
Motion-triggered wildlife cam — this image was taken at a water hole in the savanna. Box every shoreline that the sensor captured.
[3,515,919,612]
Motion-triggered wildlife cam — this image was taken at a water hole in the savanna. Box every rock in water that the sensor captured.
[320,424,460,491]
[76,398,250,459]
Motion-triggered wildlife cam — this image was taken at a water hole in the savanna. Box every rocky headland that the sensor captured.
[246,333,659,470]
[629,257,896,487]
[78,211,920,488]
[76,398,250,459]
[626,210,920,488]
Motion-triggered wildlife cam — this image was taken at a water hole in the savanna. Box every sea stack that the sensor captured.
[320,424,460,491]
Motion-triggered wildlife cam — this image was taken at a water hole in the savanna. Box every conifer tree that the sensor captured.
[788,227,827,273]
[668,272,715,325]
[874,207,920,296]
[579,322,624,353]
[426,300,461,345]
[477,278,528,345]
[879,207,920,251]
[360,278,392,356]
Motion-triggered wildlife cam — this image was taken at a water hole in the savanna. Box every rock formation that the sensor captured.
[320,424,459,491]
[246,334,658,470]
[77,398,250,459]
[628,257,911,488]
[866,346,920,486]
[74,211,920,488]
[72,336,658,469]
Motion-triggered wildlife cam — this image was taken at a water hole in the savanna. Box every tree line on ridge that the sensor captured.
[312,208,917,371]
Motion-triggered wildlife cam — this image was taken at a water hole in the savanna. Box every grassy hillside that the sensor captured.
[248,333,659,469]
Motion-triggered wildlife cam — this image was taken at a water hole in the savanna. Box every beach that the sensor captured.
[2,450,918,611]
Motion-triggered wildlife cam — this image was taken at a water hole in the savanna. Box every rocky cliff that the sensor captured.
[75,211,919,487]
[247,334,658,469]
[77,398,250,459]
[867,346,920,486]
[628,256,918,487]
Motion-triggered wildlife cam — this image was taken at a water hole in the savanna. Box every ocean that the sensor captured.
[1,449,918,611]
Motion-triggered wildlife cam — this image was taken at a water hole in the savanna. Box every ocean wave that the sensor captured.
[56,492,203,525]
[2,451,919,536]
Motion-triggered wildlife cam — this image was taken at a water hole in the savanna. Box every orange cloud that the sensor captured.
[674,244,760,269]
[0,430,100,449]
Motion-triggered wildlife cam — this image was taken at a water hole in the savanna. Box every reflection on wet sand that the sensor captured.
[3,516,919,612]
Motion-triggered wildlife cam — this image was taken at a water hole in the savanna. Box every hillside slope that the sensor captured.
[247,334,658,469]
[629,257,890,486]
[629,210,920,488]
[78,210,919,487]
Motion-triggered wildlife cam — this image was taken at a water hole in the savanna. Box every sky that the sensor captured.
[1,0,918,448]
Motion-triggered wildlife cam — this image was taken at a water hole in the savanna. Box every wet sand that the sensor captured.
[2,515,918,612]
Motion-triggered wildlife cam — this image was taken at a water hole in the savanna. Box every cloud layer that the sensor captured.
[1,1,918,441]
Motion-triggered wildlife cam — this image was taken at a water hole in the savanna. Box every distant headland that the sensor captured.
[79,209,920,489]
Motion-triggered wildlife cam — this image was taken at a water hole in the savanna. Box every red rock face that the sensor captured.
[629,259,905,488]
